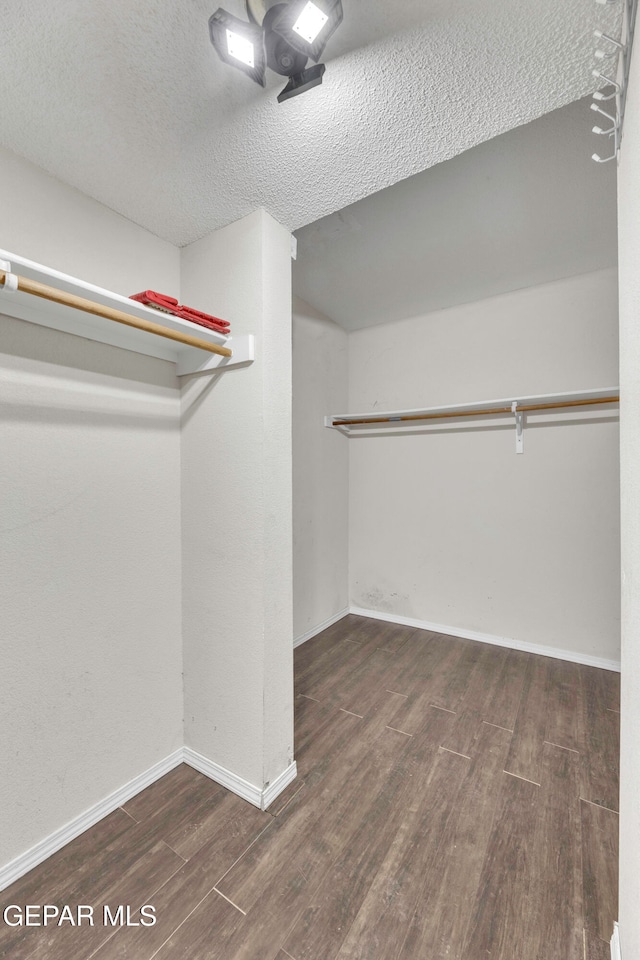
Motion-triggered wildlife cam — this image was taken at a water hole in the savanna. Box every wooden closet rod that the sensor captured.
[0,271,233,359]
[333,395,620,427]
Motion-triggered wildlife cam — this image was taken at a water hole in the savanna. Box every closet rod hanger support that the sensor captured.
[0,269,233,359]
[327,392,620,454]
[328,395,620,428]
[512,400,524,454]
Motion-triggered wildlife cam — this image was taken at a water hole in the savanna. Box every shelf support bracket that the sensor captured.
[175,334,255,376]
[325,415,350,435]
[0,259,18,291]
[512,401,524,454]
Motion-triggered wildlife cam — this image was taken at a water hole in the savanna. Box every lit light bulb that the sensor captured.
[226,28,255,66]
[292,2,329,43]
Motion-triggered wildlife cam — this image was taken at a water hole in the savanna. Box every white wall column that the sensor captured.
[617,45,640,960]
[180,210,294,800]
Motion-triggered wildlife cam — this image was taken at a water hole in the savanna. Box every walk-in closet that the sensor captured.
[0,0,638,957]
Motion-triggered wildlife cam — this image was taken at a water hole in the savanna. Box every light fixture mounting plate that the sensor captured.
[245,0,282,25]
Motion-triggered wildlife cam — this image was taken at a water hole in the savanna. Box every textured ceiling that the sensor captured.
[0,0,621,246]
[293,97,618,330]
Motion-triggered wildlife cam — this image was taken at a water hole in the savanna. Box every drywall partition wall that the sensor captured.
[0,148,183,871]
[180,210,294,796]
[292,298,349,643]
[617,47,640,960]
[348,269,620,664]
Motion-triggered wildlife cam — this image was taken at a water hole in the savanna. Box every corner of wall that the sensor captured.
[292,296,349,640]
[179,210,293,793]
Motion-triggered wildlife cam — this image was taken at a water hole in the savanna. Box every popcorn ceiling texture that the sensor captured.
[0,0,621,245]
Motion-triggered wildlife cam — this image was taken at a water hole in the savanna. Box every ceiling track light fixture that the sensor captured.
[209,0,343,102]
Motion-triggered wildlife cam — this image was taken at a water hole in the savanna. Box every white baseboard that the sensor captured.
[293,607,350,648]
[183,747,297,811]
[184,747,262,808]
[0,748,184,892]
[611,922,621,960]
[349,606,621,673]
[1,748,298,892]
[262,762,299,810]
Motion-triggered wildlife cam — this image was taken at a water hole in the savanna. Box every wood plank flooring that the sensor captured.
[0,615,620,959]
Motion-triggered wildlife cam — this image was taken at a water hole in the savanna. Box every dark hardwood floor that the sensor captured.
[0,615,620,959]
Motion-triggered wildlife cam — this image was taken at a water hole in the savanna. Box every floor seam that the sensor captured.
[214,818,277,888]
[439,746,471,759]
[543,740,579,754]
[385,725,413,737]
[269,782,306,818]
[161,840,187,862]
[213,886,247,916]
[503,769,541,786]
[116,855,208,960]
[579,796,619,813]
[147,881,224,960]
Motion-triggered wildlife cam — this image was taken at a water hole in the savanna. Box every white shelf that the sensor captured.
[327,388,620,428]
[326,388,620,454]
[0,248,254,376]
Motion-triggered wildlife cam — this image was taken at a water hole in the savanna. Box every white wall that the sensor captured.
[348,270,620,663]
[0,147,183,869]
[617,46,640,960]
[292,298,349,641]
[294,98,618,332]
[0,150,296,874]
[180,210,294,791]
[0,145,181,299]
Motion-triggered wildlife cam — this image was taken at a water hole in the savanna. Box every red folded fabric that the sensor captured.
[130,290,179,313]
[176,307,230,333]
[178,305,230,328]
[175,312,231,334]
[129,291,231,335]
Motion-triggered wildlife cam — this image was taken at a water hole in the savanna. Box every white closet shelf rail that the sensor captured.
[0,249,254,376]
[0,269,232,357]
[326,388,620,454]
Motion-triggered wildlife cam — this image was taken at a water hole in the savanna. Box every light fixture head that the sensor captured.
[209,8,267,86]
[272,0,343,62]
[262,3,310,76]
[293,3,329,43]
